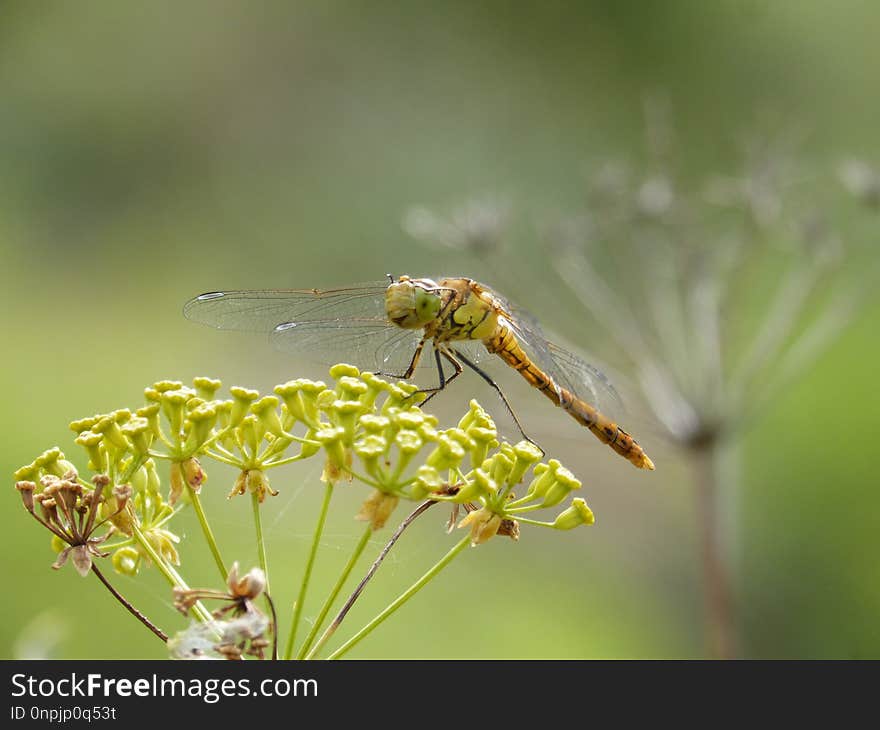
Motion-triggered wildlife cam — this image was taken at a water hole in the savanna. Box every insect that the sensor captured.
[184,275,654,470]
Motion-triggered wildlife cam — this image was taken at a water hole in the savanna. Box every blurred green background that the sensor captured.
[3,0,878,659]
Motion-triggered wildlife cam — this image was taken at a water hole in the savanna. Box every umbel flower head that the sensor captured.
[14,365,595,592]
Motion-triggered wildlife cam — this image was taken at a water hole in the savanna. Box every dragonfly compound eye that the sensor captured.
[385,281,441,329]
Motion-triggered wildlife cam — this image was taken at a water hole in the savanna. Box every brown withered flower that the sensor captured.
[15,473,130,577]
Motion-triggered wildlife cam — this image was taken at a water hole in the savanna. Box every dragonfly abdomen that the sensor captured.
[485,325,655,470]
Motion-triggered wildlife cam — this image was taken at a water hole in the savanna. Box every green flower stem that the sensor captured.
[297,524,373,659]
[187,485,227,581]
[261,454,308,468]
[129,523,213,625]
[278,431,322,447]
[342,468,382,489]
[152,426,176,451]
[201,451,242,468]
[306,499,437,659]
[118,454,147,485]
[305,499,436,660]
[505,502,546,514]
[252,490,270,596]
[284,481,334,660]
[326,534,471,660]
[198,426,233,453]
[507,515,554,528]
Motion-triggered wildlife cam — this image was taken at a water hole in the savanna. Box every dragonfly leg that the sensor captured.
[451,348,544,454]
[417,347,463,405]
[374,337,425,380]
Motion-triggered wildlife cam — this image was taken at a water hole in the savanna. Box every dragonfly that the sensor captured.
[184,275,654,470]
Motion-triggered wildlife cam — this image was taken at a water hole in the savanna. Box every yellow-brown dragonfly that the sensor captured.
[185,275,654,470]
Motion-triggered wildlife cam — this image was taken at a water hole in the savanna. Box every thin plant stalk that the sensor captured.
[693,438,736,659]
[284,480,334,660]
[326,533,471,660]
[187,484,227,581]
[129,522,213,625]
[252,490,270,596]
[91,563,168,643]
[296,524,373,659]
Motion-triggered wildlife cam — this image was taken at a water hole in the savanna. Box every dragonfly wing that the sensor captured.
[544,342,624,416]
[488,290,625,420]
[270,318,424,374]
[185,283,422,373]
[183,283,391,331]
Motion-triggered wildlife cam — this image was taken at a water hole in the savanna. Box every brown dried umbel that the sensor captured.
[16,473,130,576]
[172,563,275,660]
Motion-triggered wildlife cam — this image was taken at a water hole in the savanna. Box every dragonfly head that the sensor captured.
[385,276,443,329]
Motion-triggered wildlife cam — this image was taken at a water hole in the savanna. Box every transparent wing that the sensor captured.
[269,318,424,374]
[183,283,390,330]
[543,342,624,417]
[184,282,424,374]
[488,288,625,420]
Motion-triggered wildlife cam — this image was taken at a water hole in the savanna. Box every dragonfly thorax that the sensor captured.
[384,276,445,329]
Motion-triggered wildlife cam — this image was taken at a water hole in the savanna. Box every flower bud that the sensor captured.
[359,414,391,434]
[328,398,365,439]
[229,386,260,427]
[409,465,444,500]
[336,375,368,399]
[122,417,154,456]
[454,467,497,503]
[236,414,262,456]
[36,447,77,478]
[143,387,161,403]
[13,462,39,483]
[274,379,326,428]
[136,403,162,438]
[69,416,99,434]
[159,390,191,441]
[353,434,388,481]
[458,399,497,434]
[538,464,581,508]
[508,440,543,486]
[315,427,348,482]
[382,381,425,411]
[184,403,218,452]
[75,431,105,471]
[251,396,283,437]
[525,461,555,500]
[426,434,466,471]
[466,426,497,470]
[329,363,360,380]
[145,527,180,565]
[487,451,514,491]
[395,429,423,455]
[144,459,161,496]
[193,376,222,400]
[112,546,141,577]
[552,498,595,530]
[393,410,425,430]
